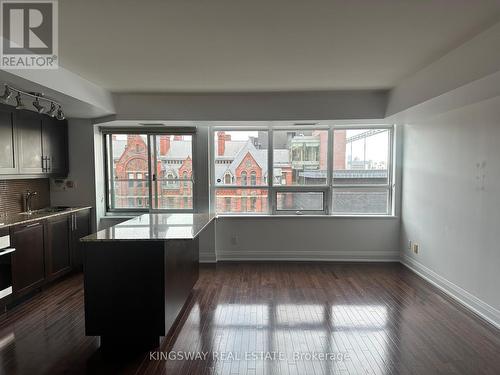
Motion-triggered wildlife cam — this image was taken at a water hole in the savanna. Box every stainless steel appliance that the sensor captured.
[0,234,15,300]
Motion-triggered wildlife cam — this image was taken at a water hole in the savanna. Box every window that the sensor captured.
[332,128,391,214]
[105,132,195,211]
[250,171,257,186]
[273,130,328,186]
[214,130,269,214]
[212,126,394,215]
[127,173,134,188]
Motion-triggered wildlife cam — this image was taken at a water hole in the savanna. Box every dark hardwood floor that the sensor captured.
[0,262,499,374]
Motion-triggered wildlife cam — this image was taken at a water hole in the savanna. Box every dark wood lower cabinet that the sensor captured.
[8,208,91,303]
[44,215,72,280]
[11,222,46,296]
[71,210,91,270]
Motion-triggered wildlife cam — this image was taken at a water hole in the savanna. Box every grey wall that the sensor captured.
[216,217,400,261]
[111,90,388,121]
[400,96,500,327]
[50,118,98,230]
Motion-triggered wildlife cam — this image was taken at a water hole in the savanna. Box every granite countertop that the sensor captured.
[81,213,215,242]
[0,207,92,228]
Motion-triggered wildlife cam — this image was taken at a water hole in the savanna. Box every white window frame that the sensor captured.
[210,124,395,216]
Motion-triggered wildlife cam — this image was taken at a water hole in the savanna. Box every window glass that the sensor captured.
[333,129,389,185]
[108,134,149,209]
[332,187,389,214]
[215,188,269,214]
[273,130,328,186]
[153,135,193,210]
[214,131,268,186]
[276,192,324,211]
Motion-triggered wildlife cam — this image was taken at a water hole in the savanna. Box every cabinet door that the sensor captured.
[17,110,43,174]
[11,222,45,295]
[0,105,17,174]
[42,117,68,176]
[71,209,91,269]
[45,215,71,280]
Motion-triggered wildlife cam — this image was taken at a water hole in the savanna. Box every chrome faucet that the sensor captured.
[25,190,38,213]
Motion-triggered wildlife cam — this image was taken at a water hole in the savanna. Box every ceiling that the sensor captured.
[59,0,500,93]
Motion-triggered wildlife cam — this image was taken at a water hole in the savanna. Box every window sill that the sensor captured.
[216,214,399,219]
[102,212,399,220]
[103,212,142,219]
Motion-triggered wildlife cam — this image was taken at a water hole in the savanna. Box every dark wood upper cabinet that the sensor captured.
[42,116,68,176]
[17,110,44,174]
[0,106,17,174]
[11,222,46,296]
[44,215,72,280]
[0,104,68,177]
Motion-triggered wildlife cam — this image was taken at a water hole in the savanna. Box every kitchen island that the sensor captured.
[81,213,214,351]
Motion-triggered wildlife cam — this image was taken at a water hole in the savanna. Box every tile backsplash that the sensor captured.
[0,179,50,214]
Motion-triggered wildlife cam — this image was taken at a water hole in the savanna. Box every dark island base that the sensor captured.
[83,238,199,353]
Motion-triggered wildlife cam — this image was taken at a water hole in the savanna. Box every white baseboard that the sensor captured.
[216,249,399,262]
[402,255,500,330]
[199,251,217,263]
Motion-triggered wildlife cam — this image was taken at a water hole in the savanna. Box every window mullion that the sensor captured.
[268,127,274,214]
[147,134,154,212]
[327,126,334,215]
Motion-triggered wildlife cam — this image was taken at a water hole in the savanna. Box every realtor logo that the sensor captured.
[0,0,58,69]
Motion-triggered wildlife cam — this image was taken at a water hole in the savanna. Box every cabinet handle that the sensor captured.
[41,156,46,172]
[24,222,40,228]
[47,156,51,172]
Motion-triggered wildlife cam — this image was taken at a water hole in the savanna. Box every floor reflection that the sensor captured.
[167,298,391,374]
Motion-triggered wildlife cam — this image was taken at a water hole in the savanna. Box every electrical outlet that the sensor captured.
[230,236,238,246]
[412,243,419,254]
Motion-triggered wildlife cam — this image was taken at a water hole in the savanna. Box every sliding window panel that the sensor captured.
[332,187,389,215]
[333,128,390,185]
[152,134,194,211]
[273,130,328,186]
[213,130,268,186]
[215,188,269,214]
[107,134,150,210]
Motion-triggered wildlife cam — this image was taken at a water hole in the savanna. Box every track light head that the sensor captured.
[56,106,65,120]
[15,93,25,110]
[0,86,12,103]
[47,102,57,117]
[33,97,46,113]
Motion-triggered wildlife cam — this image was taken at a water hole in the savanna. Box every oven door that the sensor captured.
[0,247,15,299]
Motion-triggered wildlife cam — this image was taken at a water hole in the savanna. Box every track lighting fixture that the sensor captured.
[33,97,46,113]
[0,83,65,120]
[0,85,12,103]
[56,106,65,120]
[15,93,25,110]
[47,102,57,117]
